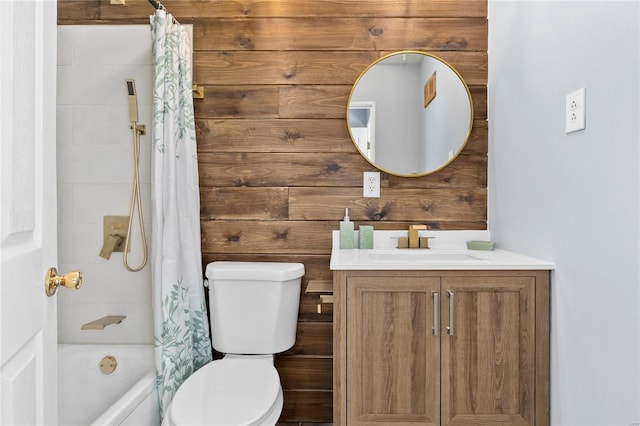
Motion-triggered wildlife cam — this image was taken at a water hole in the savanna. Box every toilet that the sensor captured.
[164,261,305,426]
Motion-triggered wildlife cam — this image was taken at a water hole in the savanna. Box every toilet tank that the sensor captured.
[206,261,304,354]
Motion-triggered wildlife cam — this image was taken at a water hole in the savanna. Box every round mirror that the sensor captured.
[347,51,473,177]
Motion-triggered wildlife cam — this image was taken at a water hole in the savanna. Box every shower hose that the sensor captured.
[123,123,148,272]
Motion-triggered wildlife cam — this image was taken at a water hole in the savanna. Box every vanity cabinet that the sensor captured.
[333,270,550,426]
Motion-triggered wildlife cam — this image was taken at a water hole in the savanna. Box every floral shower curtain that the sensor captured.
[150,9,212,417]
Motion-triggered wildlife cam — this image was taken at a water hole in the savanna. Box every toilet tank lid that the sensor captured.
[206,261,305,282]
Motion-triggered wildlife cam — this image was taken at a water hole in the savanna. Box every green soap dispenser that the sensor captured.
[339,208,355,249]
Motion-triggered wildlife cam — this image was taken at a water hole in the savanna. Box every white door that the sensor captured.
[1,1,59,424]
[348,101,376,161]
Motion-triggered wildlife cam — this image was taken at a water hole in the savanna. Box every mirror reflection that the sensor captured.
[348,51,473,177]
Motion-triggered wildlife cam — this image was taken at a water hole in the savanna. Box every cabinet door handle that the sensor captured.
[432,291,439,336]
[446,290,454,336]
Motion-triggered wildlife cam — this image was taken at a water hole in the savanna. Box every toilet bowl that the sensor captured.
[164,261,304,426]
[165,355,283,426]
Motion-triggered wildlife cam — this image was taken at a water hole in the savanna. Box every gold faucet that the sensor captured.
[81,315,127,330]
[408,224,427,248]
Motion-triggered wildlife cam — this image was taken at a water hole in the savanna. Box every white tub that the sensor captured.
[58,344,160,426]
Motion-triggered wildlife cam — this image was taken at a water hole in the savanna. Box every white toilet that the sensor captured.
[164,261,305,426]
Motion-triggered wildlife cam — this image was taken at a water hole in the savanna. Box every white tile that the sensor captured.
[57,262,151,305]
[56,105,73,146]
[57,144,127,184]
[72,183,152,225]
[58,302,153,344]
[58,216,151,266]
[56,142,151,185]
[57,184,74,225]
[57,65,153,106]
[57,27,74,65]
[137,104,153,133]
[73,105,129,145]
[74,184,132,223]
[71,104,152,146]
[72,26,152,66]
[56,26,160,347]
[58,222,103,264]
[58,183,151,226]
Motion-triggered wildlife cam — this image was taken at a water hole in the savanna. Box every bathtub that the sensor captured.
[58,344,160,426]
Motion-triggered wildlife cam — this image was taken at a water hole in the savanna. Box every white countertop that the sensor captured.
[329,230,554,271]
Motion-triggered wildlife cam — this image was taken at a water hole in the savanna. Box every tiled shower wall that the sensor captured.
[56,26,153,343]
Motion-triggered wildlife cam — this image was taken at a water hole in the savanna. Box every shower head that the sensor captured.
[126,79,138,123]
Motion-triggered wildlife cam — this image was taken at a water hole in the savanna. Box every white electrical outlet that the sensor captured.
[565,87,586,134]
[363,171,380,198]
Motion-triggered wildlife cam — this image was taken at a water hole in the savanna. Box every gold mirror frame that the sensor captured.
[347,50,474,177]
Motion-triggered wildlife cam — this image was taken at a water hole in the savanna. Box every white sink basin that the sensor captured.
[329,231,555,270]
[365,250,486,263]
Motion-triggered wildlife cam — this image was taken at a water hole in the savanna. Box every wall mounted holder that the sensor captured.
[192,84,204,99]
[306,279,334,314]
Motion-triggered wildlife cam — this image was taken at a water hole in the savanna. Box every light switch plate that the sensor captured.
[565,88,586,134]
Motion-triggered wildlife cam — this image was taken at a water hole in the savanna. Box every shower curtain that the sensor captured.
[150,9,212,417]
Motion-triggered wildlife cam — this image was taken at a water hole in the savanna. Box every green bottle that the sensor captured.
[339,208,354,249]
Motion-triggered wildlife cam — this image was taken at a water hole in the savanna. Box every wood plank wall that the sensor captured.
[59,1,488,423]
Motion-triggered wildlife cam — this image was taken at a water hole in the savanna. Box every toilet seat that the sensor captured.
[168,357,282,426]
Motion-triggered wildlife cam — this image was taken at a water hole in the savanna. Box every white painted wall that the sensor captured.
[489,1,640,425]
[56,26,153,344]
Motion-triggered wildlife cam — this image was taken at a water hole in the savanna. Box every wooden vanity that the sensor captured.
[330,231,552,426]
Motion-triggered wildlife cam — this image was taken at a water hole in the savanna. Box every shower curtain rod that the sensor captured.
[148,0,180,24]
[147,1,202,98]
[147,0,164,11]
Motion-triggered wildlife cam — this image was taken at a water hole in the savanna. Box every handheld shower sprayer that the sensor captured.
[127,80,138,123]
[126,79,146,135]
[123,79,148,272]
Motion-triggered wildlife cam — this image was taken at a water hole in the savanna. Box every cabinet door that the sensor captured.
[346,276,440,426]
[440,276,536,426]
